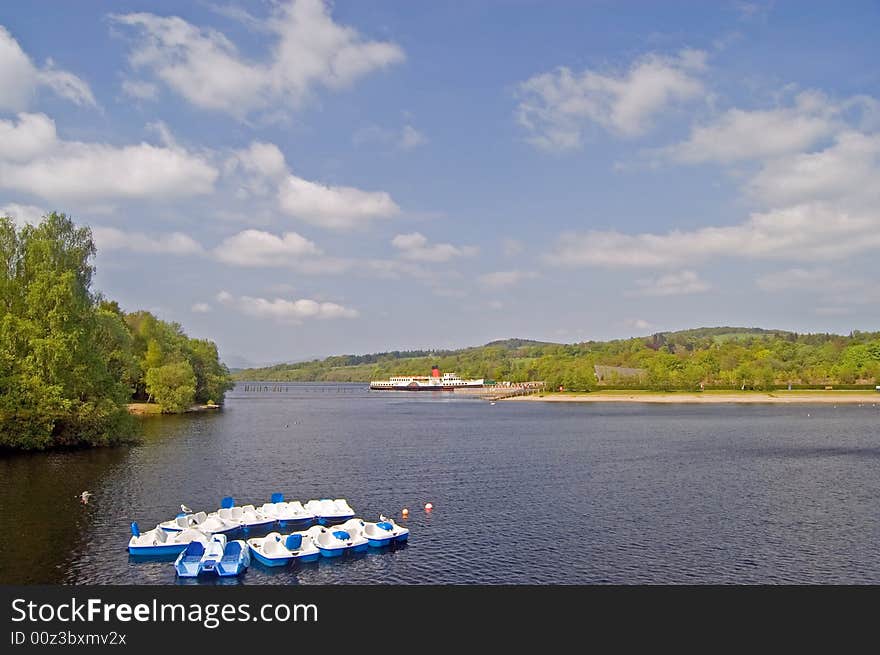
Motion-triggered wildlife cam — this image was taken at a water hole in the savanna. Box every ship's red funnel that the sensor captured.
[431,365,441,377]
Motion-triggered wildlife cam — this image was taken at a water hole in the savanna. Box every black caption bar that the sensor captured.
[2,585,877,648]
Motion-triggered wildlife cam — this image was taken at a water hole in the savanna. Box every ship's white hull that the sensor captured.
[370,369,484,391]
[369,382,485,391]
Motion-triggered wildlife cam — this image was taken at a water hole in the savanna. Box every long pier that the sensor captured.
[238,384,358,393]
[454,382,546,400]
[237,381,546,399]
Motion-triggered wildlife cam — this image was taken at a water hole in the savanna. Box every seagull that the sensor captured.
[180,504,193,514]
[79,491,92,505]
[379,514,388,522]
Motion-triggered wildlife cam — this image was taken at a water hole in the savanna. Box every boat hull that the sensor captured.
[250,549,292,567]
[317,546,346,558]
[250,548,316,566]
[129,544,188,557]
[316,513,355,526]
[278,517,314,529]
[239,520,276,532]
[369,385,484,391]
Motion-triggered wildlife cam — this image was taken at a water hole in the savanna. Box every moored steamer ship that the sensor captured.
[370,366,484,391]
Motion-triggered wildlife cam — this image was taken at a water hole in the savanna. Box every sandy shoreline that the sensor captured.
[127,402,220,415]
[508,392,880,404]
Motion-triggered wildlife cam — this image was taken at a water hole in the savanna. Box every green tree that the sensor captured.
[0,213,135,449]
[145,361,197,413]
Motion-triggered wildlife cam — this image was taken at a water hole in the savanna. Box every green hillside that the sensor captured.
[234,328,880,391]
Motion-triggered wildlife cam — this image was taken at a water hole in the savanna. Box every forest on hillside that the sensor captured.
[235,328,880,392]
[0,213,234,450]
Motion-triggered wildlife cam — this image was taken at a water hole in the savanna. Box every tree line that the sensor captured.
[235,329,880,392]
[1,213,233,450]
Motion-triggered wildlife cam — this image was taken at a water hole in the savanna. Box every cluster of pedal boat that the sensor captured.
[128,495,409,578]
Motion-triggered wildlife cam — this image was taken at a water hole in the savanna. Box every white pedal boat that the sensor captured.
[182,510,239,536]
[159,508,238,535]
[360,517,410,547]
[260,495,315,529]
[128,522,208,556]
[308,521,368,557]
[159,512,196,533]
[174,534,250,577]
[304,498,356,525]
[247,531,320,567]
[216,497,274,532]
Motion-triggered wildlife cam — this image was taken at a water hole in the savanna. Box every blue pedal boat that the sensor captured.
[307,522,369,557]
[175,533,251,577]
[361,518,410,547]
[247,531,320,567]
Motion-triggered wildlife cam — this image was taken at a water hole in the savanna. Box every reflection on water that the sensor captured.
[1,384,880,584]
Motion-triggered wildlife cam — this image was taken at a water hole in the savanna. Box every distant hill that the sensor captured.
[232,327,880,391]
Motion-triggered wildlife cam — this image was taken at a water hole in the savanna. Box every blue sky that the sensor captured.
[1,1,878,366]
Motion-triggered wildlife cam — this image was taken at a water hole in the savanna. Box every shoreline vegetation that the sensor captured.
[507,390,880,404]
[1,213,234,451]
[235,328,880,395]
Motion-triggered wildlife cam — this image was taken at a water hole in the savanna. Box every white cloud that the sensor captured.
[624,318,653,330]
[391,232,477,262]
[516,49,706,151]
[36,62,97,108]
[278,174,399,229]
[748,131,880,207]
[353,124,427,150]
[552,92,880,270]
[0,112,57,161]
[121,78,158,100]
[479,270,538,289]
[551,202,880,268]
[632,270,710,296]
[226,140,400,230]
[755,267,858,293]
[111,0,404,119]
[0,202,45,227]
[0,26,96,111]
[213,229,321,267]
[233,142,288,180]
[216,290,357,323]
[399,125,427,150]
[92,226,204,255]
[669,92,839,163]
[191,302,212,313]
[0,113,218,202]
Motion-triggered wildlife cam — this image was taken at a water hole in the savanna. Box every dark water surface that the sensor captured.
[2,384,879,584]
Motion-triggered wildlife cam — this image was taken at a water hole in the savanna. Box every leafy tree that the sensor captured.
[0,213,135,449]
[145,361,197,413]
[0,213,233,449]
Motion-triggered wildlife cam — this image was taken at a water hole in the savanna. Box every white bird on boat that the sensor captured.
[181,504,193,514]
[79,491,92,505]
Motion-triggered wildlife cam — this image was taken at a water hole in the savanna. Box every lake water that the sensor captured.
[2,383,879,584]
